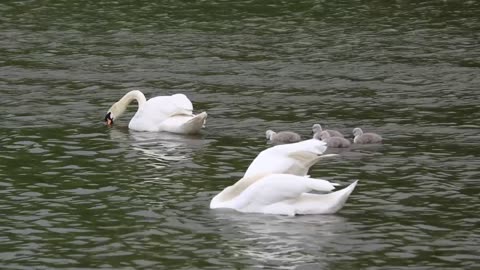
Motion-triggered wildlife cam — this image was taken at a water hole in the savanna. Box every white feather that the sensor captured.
[244,139,331,178]
[211,139,357,216]
[106,90,207,134]
[210,174,357,216]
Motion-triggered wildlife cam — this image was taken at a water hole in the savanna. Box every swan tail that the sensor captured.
[294,180,358,215]
[156,112,207,134]
[306,178,337,192]
[182,112,207,133]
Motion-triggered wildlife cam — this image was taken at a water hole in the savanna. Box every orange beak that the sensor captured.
[106,118,113,126]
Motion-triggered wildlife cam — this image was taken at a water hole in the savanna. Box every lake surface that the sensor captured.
[1,0,480,269]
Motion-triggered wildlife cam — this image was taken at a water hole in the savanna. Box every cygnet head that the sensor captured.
[352,128,364,137]
[265,130,276,140]
[312,124,323,134]
[319,131,331,140]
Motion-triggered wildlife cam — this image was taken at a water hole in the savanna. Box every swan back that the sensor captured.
[128,93,202,132]
[139,94,193,119]
[244,139,328,178]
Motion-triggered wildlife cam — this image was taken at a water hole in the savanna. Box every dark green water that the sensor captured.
[1,0,480,269]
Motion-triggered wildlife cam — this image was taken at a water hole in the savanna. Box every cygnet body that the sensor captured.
[314,131,351,148]
[352,128,383,144]
[312,124,344,138]
[266,130,302,145]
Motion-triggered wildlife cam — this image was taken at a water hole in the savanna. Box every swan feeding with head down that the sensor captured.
[210,139,358,216]
[104,90,207,134]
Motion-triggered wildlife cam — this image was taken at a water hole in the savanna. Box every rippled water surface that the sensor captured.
[1,0,480,269]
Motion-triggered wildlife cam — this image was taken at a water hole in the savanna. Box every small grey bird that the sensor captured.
[352,128,383,144]
[312,124,344,138]
[314,130,351,148]
[266,130,302,145]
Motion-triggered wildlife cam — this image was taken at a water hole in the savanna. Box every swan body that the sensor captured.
[314,131,351,148]
[210,173,357,215]
[353,128,383,144]
[265,130,302,145]
[105,90,207,134]
[312,124,344,138]
[244,139,336,178]
[211,139,358,215]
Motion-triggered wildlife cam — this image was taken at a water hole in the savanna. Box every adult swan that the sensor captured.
[210,139,358,216]
[104,90,207,134]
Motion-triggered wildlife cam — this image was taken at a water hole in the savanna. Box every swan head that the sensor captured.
[265,130,276,140]
[104,112,114,126]
[352,127,363,137]
[104,101,127,126]
[312,124,322,134]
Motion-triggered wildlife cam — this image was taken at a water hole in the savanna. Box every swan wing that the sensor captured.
[244,139,329,177]
[128,94,197,132]
[210,173,269,209]
[238,174,337,215]
[292,180,358,215]
[143,94,193,118]
[157,112,207,134]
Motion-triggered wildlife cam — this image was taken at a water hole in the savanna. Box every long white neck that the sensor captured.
[109,90,147,120]
[118,90,146,108]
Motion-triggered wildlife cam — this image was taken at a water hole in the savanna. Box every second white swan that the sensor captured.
[104,90,207,134]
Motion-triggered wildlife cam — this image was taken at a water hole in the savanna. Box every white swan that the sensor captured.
[210,139,358,215]
[104,90,207,134]
[210,173,358,216]
[265,130,302,145]
[312,124,344,138]
[352,127,383,144]
[244,139,335,178]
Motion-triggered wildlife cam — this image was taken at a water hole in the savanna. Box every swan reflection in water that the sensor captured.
[108,128,211,171]
[211,210,349,269]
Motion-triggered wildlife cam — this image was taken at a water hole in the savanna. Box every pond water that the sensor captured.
[1,0,479,269]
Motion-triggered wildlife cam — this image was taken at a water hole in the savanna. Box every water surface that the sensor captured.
[1,0,480,269]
